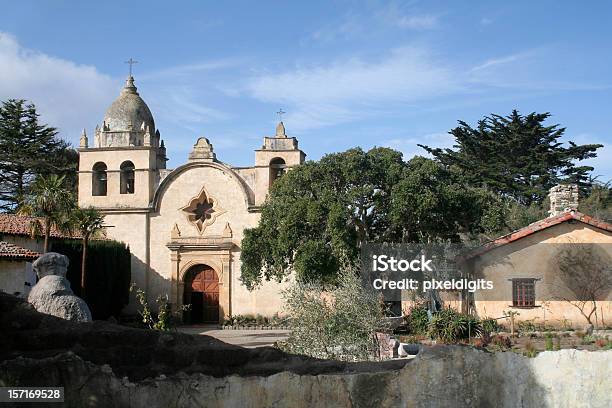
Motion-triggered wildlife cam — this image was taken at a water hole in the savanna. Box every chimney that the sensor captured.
[548,184,579,217]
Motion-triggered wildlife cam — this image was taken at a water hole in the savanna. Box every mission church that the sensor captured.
[77,74,305,323]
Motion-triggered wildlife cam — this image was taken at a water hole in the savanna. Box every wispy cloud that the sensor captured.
[384,132,454,159]
[247,43,612,133]
[146,85,230,135]
[139,58,244,81]
[0,32,115,143]
[310,12,363,42]
[471,52,533,71]
[396,15,439,30]
[247,47,460,131]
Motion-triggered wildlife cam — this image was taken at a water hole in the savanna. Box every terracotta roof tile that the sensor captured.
[0,241,40,260]
[465,211,612,259]
[0,214,80,239]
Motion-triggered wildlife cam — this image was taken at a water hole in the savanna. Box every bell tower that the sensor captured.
[77,75,167,210]
[253,120,305,204]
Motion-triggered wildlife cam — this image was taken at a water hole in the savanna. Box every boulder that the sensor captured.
[398,342,420,356]
[27,252,92,322]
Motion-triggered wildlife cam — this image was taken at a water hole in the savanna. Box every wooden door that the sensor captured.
[184,265,219,324]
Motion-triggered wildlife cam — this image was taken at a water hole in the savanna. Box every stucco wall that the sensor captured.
[102,212,149,313]
[150,162,289,318]
[474,222,612,327]
[0,260,26,295]
[78,148,158,208]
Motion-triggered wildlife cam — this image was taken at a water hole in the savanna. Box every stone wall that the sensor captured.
[2,347,610,407]
[1,293,610,408]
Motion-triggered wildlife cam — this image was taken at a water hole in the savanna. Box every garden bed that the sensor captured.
[395,331,611,357]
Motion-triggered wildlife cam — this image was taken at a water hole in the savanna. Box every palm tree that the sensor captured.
[19,175,75,253]
[72,207,105,294]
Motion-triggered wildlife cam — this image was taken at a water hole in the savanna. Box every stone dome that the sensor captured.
[103,76,155,132]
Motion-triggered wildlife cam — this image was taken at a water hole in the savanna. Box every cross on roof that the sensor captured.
[125,58,138,76]
[276,108,286,121]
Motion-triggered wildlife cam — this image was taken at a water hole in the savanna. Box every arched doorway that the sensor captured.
[183,264,219,324]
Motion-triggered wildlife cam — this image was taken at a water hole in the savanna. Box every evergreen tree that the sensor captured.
[419,110,602,205]
[240,148,492,289]
[0,99,77,212]
[579,179,611,221]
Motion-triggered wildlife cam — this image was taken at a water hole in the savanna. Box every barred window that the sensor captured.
[512,279,536,307]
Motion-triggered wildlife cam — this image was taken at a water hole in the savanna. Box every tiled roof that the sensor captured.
[0,241,40,260]
[0,214,80,239]
[465,211,612,259]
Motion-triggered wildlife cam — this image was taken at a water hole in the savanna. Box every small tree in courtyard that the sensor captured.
[279,269,388,361]
[72,207,105,294]
[19,174,74,252]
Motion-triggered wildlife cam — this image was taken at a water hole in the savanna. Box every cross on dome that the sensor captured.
[125,58,138,76]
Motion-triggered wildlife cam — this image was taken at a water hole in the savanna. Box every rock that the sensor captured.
[27,252,92,322]
[398,342,420,356]
[584,324,594,335]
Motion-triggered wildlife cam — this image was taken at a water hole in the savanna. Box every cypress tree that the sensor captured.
[419,110,602,204]
[0,99,77,212]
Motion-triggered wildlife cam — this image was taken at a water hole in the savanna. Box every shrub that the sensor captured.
[491,335,512,350]
[50,239,131,319]
[545,334,554,351]
[559,318,572,331]
[554,336,561,351]
[130,284,190,331]
[224,313,287,327]
[481,318,501,335]
[517,319,536,333]
[472,336,491,348]
[279,269,387,361]
[524,340,538,357]
[398,335,424,344]
[428,307,482,343]
[581,335,595,345]
[406,305,430,335]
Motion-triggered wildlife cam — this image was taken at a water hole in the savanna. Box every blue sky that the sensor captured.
[0,1,610,180]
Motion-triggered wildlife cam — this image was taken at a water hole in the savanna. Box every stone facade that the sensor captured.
[78,76,305,322]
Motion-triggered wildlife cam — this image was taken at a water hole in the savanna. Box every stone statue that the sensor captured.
[27,252,92,322]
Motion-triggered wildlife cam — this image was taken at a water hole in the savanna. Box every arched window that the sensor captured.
[120,161,135,194]
[92,162,107,196]
[269,157,286,185]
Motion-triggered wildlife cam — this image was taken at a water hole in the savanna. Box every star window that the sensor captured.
[181,187,225,234]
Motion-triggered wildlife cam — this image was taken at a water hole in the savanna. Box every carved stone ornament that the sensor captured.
[180,186,225,234]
